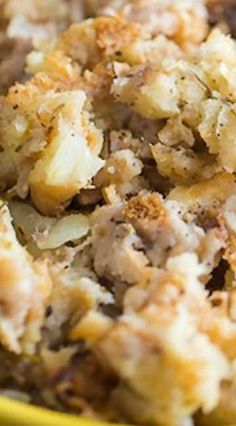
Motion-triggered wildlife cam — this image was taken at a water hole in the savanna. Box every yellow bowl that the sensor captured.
[0,396,128,426]
[0,396,235,426]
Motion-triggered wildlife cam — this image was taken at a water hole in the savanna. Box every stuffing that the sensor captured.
[95,149,143,187]
[124,192,224,274]
[0,0,85,94]
[27,16,182,78]
[29,89,104,215]
[69,309,112,344]
[198,99,236,172]
[97,254,230,426]
[197,367,236,425]
[199,29,236,99]
[1,0,233,95]
[0,0,84,42]
[109,129,152,160]
[94,148,143,201]
[0,201,51,354]
[111,28,236,176]
[91,202,149,285]
[91,191,222,290]
[168,172,236,217]
[87,0,209,51]
[43,350,118,417]
[111,65,181,120]
[45,265,113,346]
[151,143,219,186]
[1,5,236,426]
[0,83,104,214]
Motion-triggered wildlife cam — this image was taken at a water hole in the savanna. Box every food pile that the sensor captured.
[1,1,236,425]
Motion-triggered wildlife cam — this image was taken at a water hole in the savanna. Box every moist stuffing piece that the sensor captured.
[2,2,236,426]
[0,0,233,94]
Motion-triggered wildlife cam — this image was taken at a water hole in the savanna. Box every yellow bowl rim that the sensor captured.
[0,395,129,426]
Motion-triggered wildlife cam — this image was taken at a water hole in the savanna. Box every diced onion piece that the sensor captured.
[9,201,89,250]
[37,214,89,250]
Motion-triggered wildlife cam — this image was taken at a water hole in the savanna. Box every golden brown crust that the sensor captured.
[89,0,209,51]
[125,192,167,222]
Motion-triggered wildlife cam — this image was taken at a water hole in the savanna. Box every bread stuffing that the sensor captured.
[1,1,236,426]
